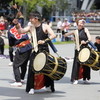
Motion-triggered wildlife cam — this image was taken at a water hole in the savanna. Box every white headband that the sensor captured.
[78,19,86,23]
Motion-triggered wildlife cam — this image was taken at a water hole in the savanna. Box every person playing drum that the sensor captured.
[94,36,100,52]
[64,18,92,84]
[13,11,56,94]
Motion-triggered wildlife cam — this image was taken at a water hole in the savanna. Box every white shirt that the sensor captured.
[27,22,32,26]
[57,21,62,29]
[73,22,78,29]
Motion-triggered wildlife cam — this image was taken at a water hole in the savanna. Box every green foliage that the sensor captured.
[4,45,9,49]
[54,0,69,11]
[90,3,97,10]
[38,0,55,8]
[12,0,55,19]
[53,41,74,44]
[10,0,68,20]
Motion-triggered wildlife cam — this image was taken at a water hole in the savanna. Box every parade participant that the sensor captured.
[0,35,5,55]
[8,45,14,66]
[64,18,91,84]
[94,36,100,52]
[8,9,24,66]
[13,11,56,94]
[7,13,32,87]
[17,11,24,28]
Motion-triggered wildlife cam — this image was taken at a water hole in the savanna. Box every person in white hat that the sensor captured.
[61,18,71,41]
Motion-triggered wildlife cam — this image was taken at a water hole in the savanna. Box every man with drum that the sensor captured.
[64,18,91,84]
[13,11,56,94]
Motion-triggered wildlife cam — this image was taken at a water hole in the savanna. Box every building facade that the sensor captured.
[49,0,100,22]
[77,0,100,11]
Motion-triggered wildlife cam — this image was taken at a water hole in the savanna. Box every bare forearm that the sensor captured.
[49,34,56,40]
[64,30,74,37]
[13,19,30,34]
[45,24,56,40]
[16,26,30,34]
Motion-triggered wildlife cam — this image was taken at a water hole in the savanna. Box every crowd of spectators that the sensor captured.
[71,11,100,23]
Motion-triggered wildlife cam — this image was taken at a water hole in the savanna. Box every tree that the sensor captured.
[11,0,55,20]
[54,0,69,11]
[40,0,69,20]
[90,3,97,10]
[10,0,69,21]
[51,0,69,17]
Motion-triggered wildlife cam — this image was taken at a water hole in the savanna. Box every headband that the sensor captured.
[78,19,86,23]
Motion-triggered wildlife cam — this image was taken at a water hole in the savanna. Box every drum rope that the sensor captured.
[32,44,38,52]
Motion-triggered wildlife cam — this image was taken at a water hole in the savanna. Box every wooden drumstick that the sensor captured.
[15,7,21,19]
[12,3,21,18]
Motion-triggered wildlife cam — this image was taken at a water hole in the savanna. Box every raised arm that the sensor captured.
[43,24,56,40]
[13,19,30,34]
[64,30,75,37]
[17,25,30,34]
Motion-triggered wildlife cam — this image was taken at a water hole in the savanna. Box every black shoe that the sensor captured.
[51,87,55,92]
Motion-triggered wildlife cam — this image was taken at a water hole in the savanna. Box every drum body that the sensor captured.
[91,52,100,71]
[33,51,67,80]
[78,47,100,71]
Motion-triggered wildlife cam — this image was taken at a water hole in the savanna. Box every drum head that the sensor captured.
[33,52,46,71]
[78,48,90,62]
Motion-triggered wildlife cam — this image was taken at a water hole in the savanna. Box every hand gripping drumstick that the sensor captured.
[88,41,97,50]
[48,41,57,53]
[32,41,60,57]
[80,41,97,51]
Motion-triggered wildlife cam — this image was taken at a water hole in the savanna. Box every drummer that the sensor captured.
[13,11,56,94]
[64,18,91,84]
[94,36,100,52]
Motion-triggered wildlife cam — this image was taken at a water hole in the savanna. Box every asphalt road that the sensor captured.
[0,43,100,100]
